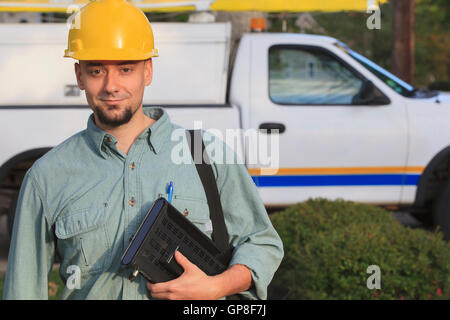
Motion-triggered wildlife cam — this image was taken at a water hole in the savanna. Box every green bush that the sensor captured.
[269,198,450,300]
[48,269,65,300]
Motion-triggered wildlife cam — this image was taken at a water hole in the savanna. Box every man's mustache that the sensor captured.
[98,94,130,101]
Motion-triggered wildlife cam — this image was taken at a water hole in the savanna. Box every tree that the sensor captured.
[392,0,415,83]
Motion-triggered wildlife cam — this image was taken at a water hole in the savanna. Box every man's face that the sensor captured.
[75,59,152,128]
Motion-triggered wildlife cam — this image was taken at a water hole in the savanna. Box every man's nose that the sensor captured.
[103,70,120,93]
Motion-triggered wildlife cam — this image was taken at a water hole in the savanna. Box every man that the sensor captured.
[3,0,283,300]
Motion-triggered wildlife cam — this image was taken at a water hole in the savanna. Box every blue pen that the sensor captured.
[168,181,174,203]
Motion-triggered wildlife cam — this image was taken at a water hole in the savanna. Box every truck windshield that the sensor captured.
[335,42,416,97]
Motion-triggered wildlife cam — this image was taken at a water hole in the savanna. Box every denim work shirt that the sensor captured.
[3,106,284,300]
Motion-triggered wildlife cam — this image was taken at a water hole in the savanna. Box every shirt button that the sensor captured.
[130,162,135,170]
[183,209,189,216]
[107,137,113,143]
[129,197,135,207]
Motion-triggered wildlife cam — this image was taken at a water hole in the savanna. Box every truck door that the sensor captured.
[248,39,409,206]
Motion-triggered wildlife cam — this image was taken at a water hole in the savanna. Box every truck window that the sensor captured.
[269,46,363,105]
[343,46,416,97]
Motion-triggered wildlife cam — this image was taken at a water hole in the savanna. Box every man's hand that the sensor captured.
[146,250,252,300]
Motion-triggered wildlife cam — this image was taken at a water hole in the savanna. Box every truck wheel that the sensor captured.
[432,180,450,241]
[7,191,19,241]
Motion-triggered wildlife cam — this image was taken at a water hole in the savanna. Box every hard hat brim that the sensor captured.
[64,48,159,60]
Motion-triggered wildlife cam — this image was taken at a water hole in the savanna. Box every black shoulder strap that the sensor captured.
[185,129,230,253]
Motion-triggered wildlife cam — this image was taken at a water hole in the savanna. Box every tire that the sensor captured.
[432,180,450,241]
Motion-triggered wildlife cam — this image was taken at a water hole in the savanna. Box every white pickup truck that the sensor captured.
[1,22,450,240]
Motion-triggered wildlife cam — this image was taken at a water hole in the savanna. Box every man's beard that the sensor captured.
[95,104,138,127]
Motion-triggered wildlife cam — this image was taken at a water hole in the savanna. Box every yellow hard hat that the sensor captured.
[64,0,158,60]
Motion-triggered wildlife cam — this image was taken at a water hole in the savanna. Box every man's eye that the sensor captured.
[89,69,101,75]
[122,67,132,73]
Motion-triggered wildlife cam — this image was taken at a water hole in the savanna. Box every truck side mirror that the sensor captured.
[352,80,390,105]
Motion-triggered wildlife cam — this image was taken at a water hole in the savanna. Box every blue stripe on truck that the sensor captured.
[251,174,421,187]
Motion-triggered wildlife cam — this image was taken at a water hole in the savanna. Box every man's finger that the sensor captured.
[151,291,176,300]
[150,292,166,299]
[147,281,172,294]
[174,250,196,271]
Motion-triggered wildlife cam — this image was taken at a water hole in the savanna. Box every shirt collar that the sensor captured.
[140,106,171,155]
[86,106,172,158]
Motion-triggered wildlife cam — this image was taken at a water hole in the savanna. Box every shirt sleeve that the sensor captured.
[3,168,56,300]
[205,131,284,300]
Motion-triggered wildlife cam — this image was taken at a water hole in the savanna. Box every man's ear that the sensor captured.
[144,58,153,86]
[74,61,85,90]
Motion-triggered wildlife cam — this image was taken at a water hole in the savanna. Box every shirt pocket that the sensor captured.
[157,193,212,236]
[55,206,111,275]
